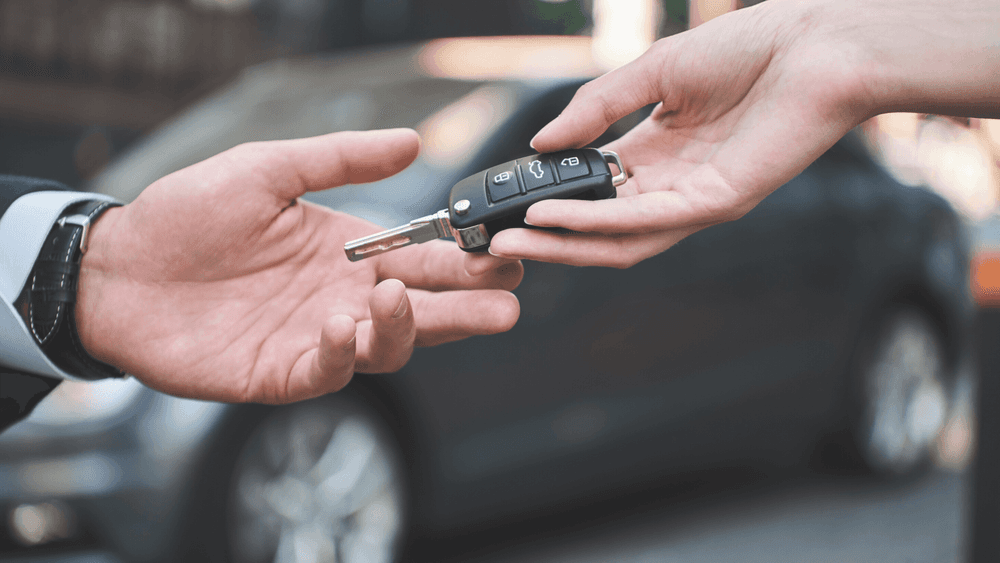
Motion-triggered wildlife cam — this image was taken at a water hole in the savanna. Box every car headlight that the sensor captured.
[26,377,146,428]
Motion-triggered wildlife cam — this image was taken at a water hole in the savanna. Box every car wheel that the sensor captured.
[851,307,950,475]
[226,395,407,563]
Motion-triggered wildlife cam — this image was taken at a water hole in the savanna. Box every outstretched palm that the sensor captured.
[77,130,522,403]
[491,2,870,267]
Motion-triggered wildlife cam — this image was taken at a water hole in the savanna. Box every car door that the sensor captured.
[395,89,861,530]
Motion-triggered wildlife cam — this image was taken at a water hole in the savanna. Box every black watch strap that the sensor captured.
[28,199,125,380]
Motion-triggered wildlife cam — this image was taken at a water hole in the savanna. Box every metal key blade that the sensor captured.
[345,209,453,262]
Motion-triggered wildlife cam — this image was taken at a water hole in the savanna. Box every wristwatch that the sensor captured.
[25,199,125,380]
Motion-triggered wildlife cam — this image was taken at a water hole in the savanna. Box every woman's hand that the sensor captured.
[490,0,999,268]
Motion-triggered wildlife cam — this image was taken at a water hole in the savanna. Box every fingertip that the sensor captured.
[373,127,419,142]
[496,260,525,292]
[486,230,524,259]
[376,127,421,167]
[324,314,358,349]
[363,279,416,373]
[523,203,546,227]
[524,198,573,229]
[315,314,357,394]
[529,126,549,152]
[370,278,408,319]
[392,294,409,319]
[391,126,419,139]
[529,124,561,154]
[493,292,521,333]
[386,127,421,152]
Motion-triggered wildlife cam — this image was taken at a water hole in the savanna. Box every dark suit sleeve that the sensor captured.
[0,175,72,432]
[0,175,73,210]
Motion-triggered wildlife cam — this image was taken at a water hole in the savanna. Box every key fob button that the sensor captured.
[554,151,590,181]
[487,164,521,202]
[518,157,555,191]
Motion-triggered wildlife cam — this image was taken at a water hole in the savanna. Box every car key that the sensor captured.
[344,148,626,261]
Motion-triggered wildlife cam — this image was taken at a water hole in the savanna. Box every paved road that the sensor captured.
[447,470,968,563]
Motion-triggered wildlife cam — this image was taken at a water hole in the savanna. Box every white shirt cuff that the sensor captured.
[0,191,119,380]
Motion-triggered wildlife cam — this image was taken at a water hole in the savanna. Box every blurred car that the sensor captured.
[0,37,976,563]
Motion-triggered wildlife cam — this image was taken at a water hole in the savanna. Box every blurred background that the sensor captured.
[0,0,684,187]
[2,1,999,562]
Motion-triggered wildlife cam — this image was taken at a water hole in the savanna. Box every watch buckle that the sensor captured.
[58,214,92,254]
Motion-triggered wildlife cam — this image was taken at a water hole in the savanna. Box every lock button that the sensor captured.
[486,163,521,202]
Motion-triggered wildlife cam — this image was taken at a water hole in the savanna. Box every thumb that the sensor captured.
[260,128,421,204]
[530,42,667,152]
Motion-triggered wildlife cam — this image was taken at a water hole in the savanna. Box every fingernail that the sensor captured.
[344,335,356,349]
[392,295,408,319]
[523,216,536,226]
[529,133,543,151]
[488,249,515,260]
[530,128,550,150]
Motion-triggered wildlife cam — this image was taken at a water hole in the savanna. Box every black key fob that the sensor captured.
[447,148,626,252]
[344,149,626,261]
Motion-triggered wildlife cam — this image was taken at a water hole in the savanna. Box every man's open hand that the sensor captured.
[75,129,522,403]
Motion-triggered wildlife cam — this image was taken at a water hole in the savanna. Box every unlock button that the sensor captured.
[487,163,521,202]
[554,151,590,181]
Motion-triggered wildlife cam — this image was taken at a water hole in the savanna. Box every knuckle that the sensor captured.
[598,96,621,129]
[227,140,261,159]
[576,79,599,100]
[577,81,615,117]
[646,37,672,61]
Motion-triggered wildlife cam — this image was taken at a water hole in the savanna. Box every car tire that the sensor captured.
[225,394,408,563]
[847,307,951,476]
